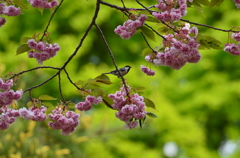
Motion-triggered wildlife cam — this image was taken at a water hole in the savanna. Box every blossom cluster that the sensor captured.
[0,107,20,130]
[48,108,80,135]
[0,3,21,27]
[152,0,187,22]
[145,23,201,70]
[27,0,59,9]
[108,85,147,129]
[27,39,60,64]
[233,0,240,9]
[76,95,102,111]
[114,14,147,39]
[140,65,155,76]
[19,106,47,121]
[224,33,240,55]
[0,79,23,107]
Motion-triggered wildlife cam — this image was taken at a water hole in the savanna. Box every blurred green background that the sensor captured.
[1,0,240,158]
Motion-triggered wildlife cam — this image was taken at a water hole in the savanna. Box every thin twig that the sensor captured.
[63,68,84,91]
[145,24,166,40]
[140,32,155,52]
[181,19,240,33]
[8,66,60,80]
[58,73,66,103]
[24,72,59,93]
[40,0,65,40]
[94,23,130,98]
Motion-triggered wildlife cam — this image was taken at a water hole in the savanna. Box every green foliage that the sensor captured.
[1,0,240,158]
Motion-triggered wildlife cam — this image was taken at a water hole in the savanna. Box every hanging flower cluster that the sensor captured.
[224,32,240,55]
[27,0,59,9]
[27,39,60,64]
[145,23,201,70]
[76,95,102,111]
[0,3,21,27]
[152,0,187,22]
[114,14,147,39]
[108,84,146,129]
[48,108,80,135]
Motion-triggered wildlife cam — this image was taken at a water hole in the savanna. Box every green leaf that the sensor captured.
[27,101,34,108]
[146,15,160,23]
[142,48,153,56]
[46,107,55,115]
[39,95,58,100]
[195,0,209,6]
[37,8,44,15]
[102,96,113,109]
[20,37,31,43]
[87,84,101,88]
[139,119,142,129]
[146,112,158,118]
[16,44,30,55]
[94,74,113,85]
[140,26,156,42]
[87,78,97,84]
[138,10,152,15]
[13,0,28,9]
[134,87,146,91]
[92,88,106,96]
[75,80,84,85]
[41,102,54,108]
[197,34,222,50]
[192,1,204,15]
[144,97,156,109]
[209,0,224,8]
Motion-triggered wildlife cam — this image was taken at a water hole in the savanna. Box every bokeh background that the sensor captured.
[0,0,240,158]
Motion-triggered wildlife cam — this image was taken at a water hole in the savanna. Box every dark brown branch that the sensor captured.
[23,0,101,93]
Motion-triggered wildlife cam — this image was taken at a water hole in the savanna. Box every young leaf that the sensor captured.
[146,112,158,118]
[27,100,34,108]
[139,119,142,129]
[195,0,210,6]
[39,95,58,100]
[142,48,153,56]
[146,15,160,23]
[102,96,114,109]
[13,0,28,9]
[144,97,156,109]
[16,44,30,55]
[41,102,54,108]
[140,26,156,42]
[75,80,84,86]
[20,37,31,43]
[94,74,113,85]
[134,87,146,91]
[92,88,106,96]
[209,0,224,8]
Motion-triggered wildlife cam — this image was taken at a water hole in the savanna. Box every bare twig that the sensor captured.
[63,68,84,91]
[140,32,155,52]
[58,73,66,103]
[94,24,130,98]
[40,0,65,40]
[8,66,60,80]
[181,19,240,33]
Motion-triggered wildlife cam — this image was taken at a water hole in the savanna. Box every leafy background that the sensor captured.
[0,0,240,158]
